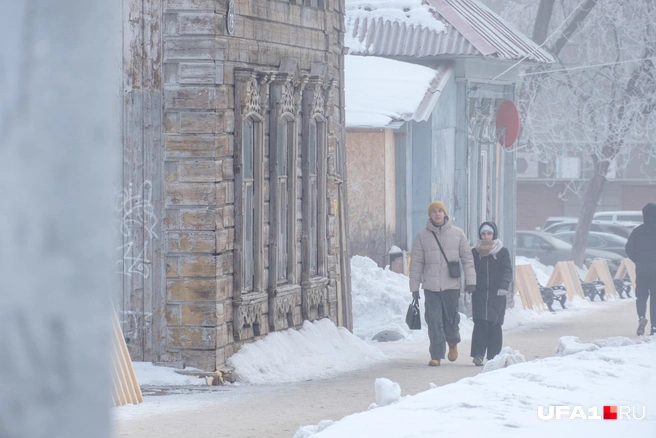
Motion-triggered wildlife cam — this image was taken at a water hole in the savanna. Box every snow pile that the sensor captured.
[481,346,526,372]
[374,378,401,407]
[296,340,656,436]
[227,318,385,384]
[555,336,601,356]
[350,255,425,340]
[556,335,637,357]
[133,362,207,386]
[294,420,336,438]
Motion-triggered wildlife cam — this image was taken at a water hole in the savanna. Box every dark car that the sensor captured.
[553,231,628,258]
[542,220,632,238]
[516,231,624,274]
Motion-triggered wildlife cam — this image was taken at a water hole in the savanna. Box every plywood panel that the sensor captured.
[615,258,636,290]
[585,259,617,297]
[514,264,545,312]
[547,261,585,300]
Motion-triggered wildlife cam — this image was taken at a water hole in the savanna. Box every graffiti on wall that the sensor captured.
[114,181,159,279]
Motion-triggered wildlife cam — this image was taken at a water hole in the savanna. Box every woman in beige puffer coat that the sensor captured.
[409,201,476,366]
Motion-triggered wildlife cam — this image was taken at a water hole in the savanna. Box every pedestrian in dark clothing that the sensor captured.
[625,202,656,336]
[409,201,476,366]
[469,221,513,366]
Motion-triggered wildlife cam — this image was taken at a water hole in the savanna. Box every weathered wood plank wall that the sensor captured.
[119,0,350,370]
[119,0,164,362]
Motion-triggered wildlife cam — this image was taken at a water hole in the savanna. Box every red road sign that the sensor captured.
[495,100,520,147]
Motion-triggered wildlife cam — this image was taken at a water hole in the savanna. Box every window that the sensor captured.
[557,234,574,244]
[618,214,641,222]
[277,119,295,282]
[524,235,548,250]
[242,117,262,292]
[301,81,327,282]
[595,214,612,221]
[587,235,604,248]
[302,114,326,279]
[550,223,575,233]
[308,119,319,275]
[242,119,255,291]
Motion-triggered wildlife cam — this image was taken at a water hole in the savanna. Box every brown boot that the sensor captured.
[428,359,441,366]
[447,343,458,362]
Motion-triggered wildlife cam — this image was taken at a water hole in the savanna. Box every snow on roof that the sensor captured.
[345,54,452,128]
[346,0,448,56]
[347,0,447,34]
[345,0,554,63]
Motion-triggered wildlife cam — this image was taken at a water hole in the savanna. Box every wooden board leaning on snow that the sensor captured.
[547,261,585,301]
[112,309,143,407]
[585,259,617,297]
[615,258,636,290]
[514,264,546,313]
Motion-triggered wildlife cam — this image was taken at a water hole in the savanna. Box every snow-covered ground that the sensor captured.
[295,337,656,437]
[116,255,654,434]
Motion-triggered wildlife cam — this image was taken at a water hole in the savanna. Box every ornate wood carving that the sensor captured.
[302,279,329,321]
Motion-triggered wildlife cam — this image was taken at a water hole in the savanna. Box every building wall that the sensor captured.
[119,0,348,371]
[346,129,396,266]
[621,184,656,211]
[516,182,566,230]
[516,181,656,230]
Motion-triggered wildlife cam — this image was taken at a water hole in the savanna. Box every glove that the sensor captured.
[497,289,508,296]
[412,291,420,300]
[465,285,476,293]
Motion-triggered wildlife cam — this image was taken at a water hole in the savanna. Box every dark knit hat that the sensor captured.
[478,221,498,239]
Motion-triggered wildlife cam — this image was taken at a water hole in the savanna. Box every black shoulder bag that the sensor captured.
[431,231,461,278]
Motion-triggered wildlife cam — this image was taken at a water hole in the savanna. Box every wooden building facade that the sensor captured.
[116,0,352,371]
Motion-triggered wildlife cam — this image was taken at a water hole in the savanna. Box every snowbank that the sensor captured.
[296,338,656,437]
[227,318,385,384]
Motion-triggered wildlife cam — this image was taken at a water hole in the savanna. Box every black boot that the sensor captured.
[637,317,648,336]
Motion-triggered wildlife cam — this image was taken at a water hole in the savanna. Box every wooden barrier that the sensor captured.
[615,258,636,290]
[585,259,617,297]
[111,309,143,407]
[547,261,585,300]
[514,264,546,312]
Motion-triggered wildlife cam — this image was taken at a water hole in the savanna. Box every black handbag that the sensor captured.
[405,298,421,330]
[431,231,461,278]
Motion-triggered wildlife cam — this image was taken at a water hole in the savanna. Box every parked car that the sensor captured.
[540,216,577,231]
[515,230,624,274]
[593,210,642,226]
[552,231,628,258]
[542,220,633,238]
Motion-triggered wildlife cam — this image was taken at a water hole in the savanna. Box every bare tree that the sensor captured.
[494,0,656,266]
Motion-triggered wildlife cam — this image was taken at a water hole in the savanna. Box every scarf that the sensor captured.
[476,239,503,257]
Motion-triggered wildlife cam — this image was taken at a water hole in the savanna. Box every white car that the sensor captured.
[593,210,642,226]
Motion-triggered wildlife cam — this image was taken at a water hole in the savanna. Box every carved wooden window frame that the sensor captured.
[269,72,306,289]
[235,70,267,295]
[302,78,328,281]
[276,115,295,283]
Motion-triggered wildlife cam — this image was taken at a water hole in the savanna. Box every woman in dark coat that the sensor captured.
[470,221,513,366]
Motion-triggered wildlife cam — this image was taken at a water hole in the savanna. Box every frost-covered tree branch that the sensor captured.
[488,0,656,266]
